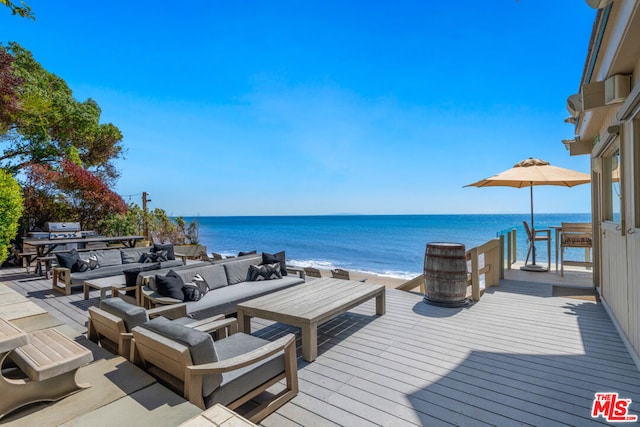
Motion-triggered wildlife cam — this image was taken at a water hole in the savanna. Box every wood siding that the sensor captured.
[628,233,640,357]
[601,223,629,334]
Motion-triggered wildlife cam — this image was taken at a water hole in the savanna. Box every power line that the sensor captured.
[117,192,143,203]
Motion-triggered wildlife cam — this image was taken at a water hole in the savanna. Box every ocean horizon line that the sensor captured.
[179,212,592,219]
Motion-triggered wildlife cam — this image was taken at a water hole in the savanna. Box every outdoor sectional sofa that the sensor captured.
[51,246,184,295]
[139,253,306,319]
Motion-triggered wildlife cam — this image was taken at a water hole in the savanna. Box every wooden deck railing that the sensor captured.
[396,237,503,302]
[467,238,501,301]
[500,228,517,269]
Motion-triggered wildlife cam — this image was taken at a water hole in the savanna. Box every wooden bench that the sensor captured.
[36,255,57,279]
[0,326,93,419]
[12,248,37,274]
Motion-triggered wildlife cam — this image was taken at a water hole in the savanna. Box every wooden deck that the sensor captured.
[1,266,639,426]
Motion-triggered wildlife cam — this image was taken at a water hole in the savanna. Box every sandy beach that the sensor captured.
[293,267,411,289]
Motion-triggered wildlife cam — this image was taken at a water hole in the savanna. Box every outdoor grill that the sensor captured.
[25,222,97,252]
[26,222,96,240]
[46,222,83,239]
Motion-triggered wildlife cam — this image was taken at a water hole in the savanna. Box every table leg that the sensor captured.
[376,290,386,315]
[555,228,560,272]
[99,288,108,301]
[301,322,318,362]
[237,310,252,334]
[83,283,90,300]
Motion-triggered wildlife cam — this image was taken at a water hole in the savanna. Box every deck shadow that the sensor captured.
[25,288,57,300]
[408,300,639,425]
[411,299,474,318]
[250,311,381,364]
[1,273,47,283]
[69,298,100,312]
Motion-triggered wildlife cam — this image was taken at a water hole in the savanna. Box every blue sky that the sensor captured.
[2,1,596,216]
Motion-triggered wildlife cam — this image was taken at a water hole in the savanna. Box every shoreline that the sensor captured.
[290,265,412,289]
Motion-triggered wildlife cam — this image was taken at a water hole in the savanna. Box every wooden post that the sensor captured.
[470,247,480,301]
[142,192,150,240]
[499,234,505,279]
[506,230,512,269]
[513,228,517,264]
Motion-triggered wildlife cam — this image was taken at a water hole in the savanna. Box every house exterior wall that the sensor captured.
[573,0,640,361]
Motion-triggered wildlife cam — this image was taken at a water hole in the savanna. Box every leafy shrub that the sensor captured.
[0,169,24,263]
[100,203,199,244]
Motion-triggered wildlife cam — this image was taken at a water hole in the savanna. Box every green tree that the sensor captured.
[22,159,127,232]
[98,203,144,237]
[0,46,22,133]
[100,203,199,244]
[0,168,23,263]
[1,0,34,19]
[0,42,123,183]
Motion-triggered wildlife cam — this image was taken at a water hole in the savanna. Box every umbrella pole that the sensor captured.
[530,184,536,265]
[520,183,548,272]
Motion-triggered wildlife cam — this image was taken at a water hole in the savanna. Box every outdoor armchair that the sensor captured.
[131,316,298,423]
[88,298,226,362]
[303,267,322,278]
[331,268,367,282]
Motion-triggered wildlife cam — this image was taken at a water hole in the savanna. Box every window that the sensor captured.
[603,143,621,224]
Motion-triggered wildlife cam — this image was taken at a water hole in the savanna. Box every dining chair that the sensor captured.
[522,221,550,268]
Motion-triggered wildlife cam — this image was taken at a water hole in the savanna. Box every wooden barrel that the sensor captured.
[424,242,467,306]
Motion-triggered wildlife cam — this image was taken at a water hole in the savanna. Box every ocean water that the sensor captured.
[184,214,592,280]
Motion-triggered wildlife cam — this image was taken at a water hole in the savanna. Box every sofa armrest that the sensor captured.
[286,266,306,279]
[52,267,72,295]
[190,317,238,338]
[147,303,188,319]
[186,333,296,375]
[140,286,183,309]
[174,252,188,265]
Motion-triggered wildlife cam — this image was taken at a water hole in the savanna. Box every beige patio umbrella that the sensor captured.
[465,157,590,270]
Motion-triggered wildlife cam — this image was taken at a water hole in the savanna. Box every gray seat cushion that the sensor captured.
[158,259,184,269]
[120,247,149,264]
[141,316,222,396]
[204,333,285,407]
[145,262,211,290]
[70,264,132,284]
[223,257,261,285]
[100,297,149,331]
[187,276,305,319]
[172,264,228,291]
[94,249,123,267]
[70,259,184,285]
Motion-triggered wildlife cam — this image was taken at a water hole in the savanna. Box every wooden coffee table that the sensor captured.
[237,278,385,362]
[83,276,125,300]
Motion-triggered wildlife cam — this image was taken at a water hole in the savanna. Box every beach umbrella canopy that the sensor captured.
[465,157,591,188]
[465,157,590,268]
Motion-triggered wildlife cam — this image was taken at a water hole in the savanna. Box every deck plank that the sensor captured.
[2,267,639,426]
